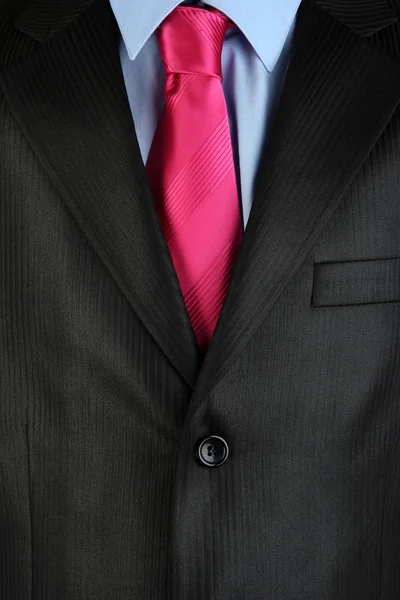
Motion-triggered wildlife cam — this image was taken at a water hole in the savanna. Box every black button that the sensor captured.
[196,435,229,467]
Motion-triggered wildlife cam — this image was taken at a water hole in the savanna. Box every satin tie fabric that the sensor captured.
[146,5,243,354]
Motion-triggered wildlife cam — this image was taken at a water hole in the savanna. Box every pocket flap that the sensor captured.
[312,257,400,307]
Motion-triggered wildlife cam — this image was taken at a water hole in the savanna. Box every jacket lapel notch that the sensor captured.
[1,0,201,389]
[315,0,398,36]
[185,0,400,420]
[13,0,97,42]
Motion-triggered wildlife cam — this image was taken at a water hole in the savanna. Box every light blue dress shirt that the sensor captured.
[109,0,301,228]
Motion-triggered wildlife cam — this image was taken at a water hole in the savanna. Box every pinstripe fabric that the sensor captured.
[0,13,37,68]
[0,0,400,598]
[14,0,96,40]
[0,90,192,597]
[316,0,397,33]
[312,257,400,306]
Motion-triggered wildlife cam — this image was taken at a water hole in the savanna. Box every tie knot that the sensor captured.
[157,6,229,80]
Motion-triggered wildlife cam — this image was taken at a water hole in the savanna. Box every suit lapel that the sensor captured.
[1,0,202,388]
[13,0,97,41]
[315,0,398,35]
[184,0,400,419]
[2,0,400,403]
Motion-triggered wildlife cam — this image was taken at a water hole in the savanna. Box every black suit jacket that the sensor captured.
[1,0,400,598]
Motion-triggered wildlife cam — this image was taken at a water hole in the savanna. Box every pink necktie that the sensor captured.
[146,5,243,354]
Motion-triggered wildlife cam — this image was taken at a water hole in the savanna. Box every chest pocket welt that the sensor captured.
[311,257,400,307]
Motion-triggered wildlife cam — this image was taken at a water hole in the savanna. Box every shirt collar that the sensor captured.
[109,0,301,72]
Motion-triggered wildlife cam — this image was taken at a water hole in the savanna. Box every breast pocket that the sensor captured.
[311,257,400,307]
